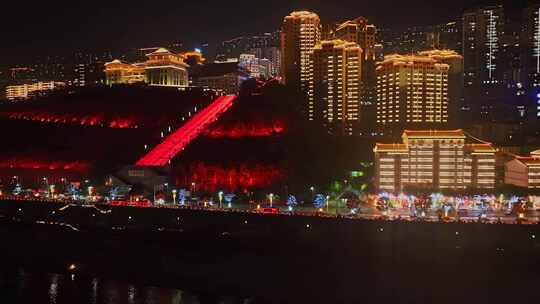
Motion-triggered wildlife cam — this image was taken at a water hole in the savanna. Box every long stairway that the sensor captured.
[136,95,236,167]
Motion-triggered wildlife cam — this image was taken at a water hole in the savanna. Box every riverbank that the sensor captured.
[0,199,539,303]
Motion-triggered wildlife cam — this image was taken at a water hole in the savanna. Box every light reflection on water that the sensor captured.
[48,274,59,304]
[2,268,251,304]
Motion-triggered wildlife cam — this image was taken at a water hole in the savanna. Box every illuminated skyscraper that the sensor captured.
[521,2,540,120]
[374,130,497,192]
[376,53,459,127]
[523,2,540,88]
[280,11,321,91]
[309,40,362,134]
[462,5,504,87]
[334,17,376,61]
[334,17,378,125]
[418,50,464,125]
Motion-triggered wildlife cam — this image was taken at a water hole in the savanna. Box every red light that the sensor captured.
[136,95,236,167]
[175,162,284,192]
[4,112,135,129]
[0,159,92,172]
[205,120,286,139]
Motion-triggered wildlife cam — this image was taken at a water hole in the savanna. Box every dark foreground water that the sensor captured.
[0,268,252,304]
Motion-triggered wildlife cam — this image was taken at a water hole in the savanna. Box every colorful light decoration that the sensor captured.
[287,194,298,210]
[313,194,326,209]
[178,189,187,205]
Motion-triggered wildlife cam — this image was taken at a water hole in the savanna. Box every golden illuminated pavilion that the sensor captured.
[104,48,189,87]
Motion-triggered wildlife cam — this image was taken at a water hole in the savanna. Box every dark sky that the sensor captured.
[0,0,528,64]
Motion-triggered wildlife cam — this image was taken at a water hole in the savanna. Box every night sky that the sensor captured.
[0,0,528,64]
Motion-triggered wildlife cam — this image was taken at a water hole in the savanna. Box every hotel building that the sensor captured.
[376,53,458,127]
[281,11,321,94]
[309,40,362,134]
[374,130,497,192]
[505,150,540,189]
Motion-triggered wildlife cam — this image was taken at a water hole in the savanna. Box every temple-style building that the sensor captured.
[104,48,190,88]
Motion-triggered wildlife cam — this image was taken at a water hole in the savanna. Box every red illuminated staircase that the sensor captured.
[136,95,236,167]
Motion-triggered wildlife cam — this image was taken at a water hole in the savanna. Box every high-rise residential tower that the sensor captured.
[462,4,505,113]
[309,40,363,135]
[334,17,378,125]
[418,50,464,125]
[521,2,540,121]
[280,11,321,92]
[376,53,461,127]
[522,2,540,88]
[462,5,504,87]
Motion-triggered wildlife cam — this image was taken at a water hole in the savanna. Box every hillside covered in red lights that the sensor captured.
[0,81,372,194]
[1,85,214,129]
[0,85,215,184]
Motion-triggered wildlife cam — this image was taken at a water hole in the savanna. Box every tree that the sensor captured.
[68,184,81,199]
[224,193,235,207]
[178,189,187,205]
[287,195,298,209]
[108,187,119,200]
[313,194,326,209]
[12,184,22,196]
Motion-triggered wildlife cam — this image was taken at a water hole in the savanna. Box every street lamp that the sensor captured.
[269,193,274,208]
[88,186,94,201]
[172,189,177,205]
[326,195,330,212]
[218,191,224,209]
[43,177,49,197]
